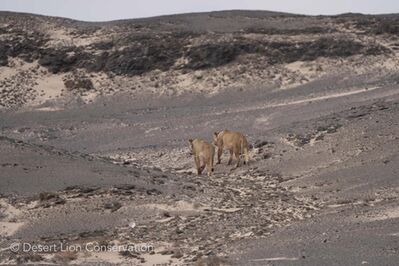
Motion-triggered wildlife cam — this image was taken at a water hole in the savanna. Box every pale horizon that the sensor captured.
[1,0,399,22]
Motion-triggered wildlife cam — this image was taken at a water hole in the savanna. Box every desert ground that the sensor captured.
[1,10,399,265]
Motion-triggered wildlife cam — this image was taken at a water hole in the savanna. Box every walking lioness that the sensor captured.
[213,130,249,167]
[188,138,215,176]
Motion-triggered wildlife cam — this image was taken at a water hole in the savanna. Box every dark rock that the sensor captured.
[64,76,94,92]
[263,152,272,159]
[39,192,57,201]
[254,140,269,148]
[78,230,106,238]
[16,254,44,264]
[146,188,161,195]
[114,184,136,190]
[104,201,122,212]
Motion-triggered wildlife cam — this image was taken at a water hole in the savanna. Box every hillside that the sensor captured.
[1,10,399,266]
[1,10,399,109]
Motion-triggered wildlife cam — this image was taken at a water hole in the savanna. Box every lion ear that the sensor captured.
[214,132,218,136]
[188,139,194,144]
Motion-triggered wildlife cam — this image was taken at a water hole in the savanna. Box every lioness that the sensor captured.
[188,138,215,176]
[213,130,249,167]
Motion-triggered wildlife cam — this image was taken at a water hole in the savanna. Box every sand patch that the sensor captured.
[33,74,65,103]
[138,202,242,216]
[34,106,64,112]
[367,206,399,221]
[141,253,178,266]
[62,241,178,265]
[215,86,382,116]
[0,221,25,237]
[71,251,127,265]
[249,257,299,262]
[0,66,18,80]
[142,201,201,213]
[44,28,103,48]
[0,199,24,237]
[80,91,98,103]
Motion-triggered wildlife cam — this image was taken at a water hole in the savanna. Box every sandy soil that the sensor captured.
[1,10,399,266]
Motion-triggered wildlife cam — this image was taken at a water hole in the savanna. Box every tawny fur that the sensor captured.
[188,138,215,176]
[213,130,249,168]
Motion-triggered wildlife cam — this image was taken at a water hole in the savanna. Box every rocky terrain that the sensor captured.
[1,10,399,109]
[1,10,399,265]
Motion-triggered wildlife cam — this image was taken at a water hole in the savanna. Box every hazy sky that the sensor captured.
[1,0,399,21]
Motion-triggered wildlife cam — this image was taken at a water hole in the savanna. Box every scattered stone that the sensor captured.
[104,201,122,212]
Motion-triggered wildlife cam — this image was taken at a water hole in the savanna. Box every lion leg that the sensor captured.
[217,147,223,164]
[206,160,213,176]
[228,149,234,165]
[234,146,241,168]
[195,156,203,175]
